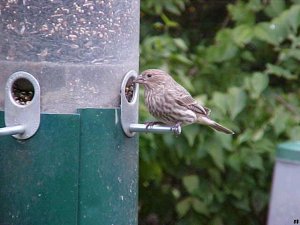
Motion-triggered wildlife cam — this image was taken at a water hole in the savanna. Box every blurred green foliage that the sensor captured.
[138,0,300,225]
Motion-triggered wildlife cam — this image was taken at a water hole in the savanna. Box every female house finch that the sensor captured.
[133,69,234,134]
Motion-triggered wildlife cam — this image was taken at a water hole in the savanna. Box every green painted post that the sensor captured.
[0,109,138,225]
[0,112,80,225]
[78,109,138,225]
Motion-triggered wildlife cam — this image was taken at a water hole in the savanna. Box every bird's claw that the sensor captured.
[144,121,163,130]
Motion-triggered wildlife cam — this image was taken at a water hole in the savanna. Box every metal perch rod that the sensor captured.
[129,124,181,135]
[0,125,25,136]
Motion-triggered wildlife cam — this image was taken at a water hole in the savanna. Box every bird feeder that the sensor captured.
[268,141,300,225]
[0,1,139,224]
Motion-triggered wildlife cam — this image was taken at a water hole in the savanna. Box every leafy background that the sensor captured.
[138,0,300,225]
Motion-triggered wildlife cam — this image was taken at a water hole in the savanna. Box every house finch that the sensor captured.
[133,69,234,134]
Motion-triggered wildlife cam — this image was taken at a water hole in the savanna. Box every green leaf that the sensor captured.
[252,126,266,142]
[140,161,163,182]
[178,0,187,10]
[240,147,264,170]
[232,25,254,46]
[281,49,300,61]
[237,129,253,145]
[271,5,300,37]
[211,216,223,225]
[206,29,239,62]
[270,106,290,135]
[241,51,255,62]
[246,153,264,170]
[264,0,286,18]
[154,4,163,15]
[174,38,188,51]
[250,72,269,99]
[286,5,300,33]
[215,132,233,151]
[227,153,241,172]
[288,126,300,140]
[172,188,181,199]
[191,198,209,215]
[183,125,200,147]
[254,22,281,45]
[176,197,191,217]
[165,1,181,15]
[208,144,224,171]
[170,54,193,65]
[233,197,251,211]
[228,2,255,25]
[253,139,275,154]
[183,175,199,194]
[212,92,228,115]
[291,35,300,48]
[227,87,247,119]
[246,0,263,12]
[266,63,297,80]
[251,190,268,214]
[161,14,179,28]
[177,73,195,92]
[208,168,222,185]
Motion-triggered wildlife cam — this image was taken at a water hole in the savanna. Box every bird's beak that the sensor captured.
[133,75,145,84]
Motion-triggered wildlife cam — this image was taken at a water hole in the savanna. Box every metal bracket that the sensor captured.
[120,70,139,137]
[120,70,181,137]
[0,71,40,139]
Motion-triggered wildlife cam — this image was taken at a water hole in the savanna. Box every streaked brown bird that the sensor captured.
[133,69,234,134]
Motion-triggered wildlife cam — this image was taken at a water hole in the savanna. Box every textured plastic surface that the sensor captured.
[268,142,300,225]
[0,0,140,113]
[0,112,80,225]
[0,1,139,63]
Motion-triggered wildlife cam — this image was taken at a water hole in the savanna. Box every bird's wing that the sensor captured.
[172,84,210,116]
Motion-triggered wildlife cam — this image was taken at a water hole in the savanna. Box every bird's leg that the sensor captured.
[144,121,164,130]
[173,122,182,129]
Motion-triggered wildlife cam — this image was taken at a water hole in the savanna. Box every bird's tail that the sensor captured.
[209,122,234,134]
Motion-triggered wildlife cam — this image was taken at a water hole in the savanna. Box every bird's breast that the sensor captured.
[144,89,197,125]
[145,90,164,116]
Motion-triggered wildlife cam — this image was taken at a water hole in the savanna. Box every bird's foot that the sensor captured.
[144,121,164,130]
[171,122,182,135]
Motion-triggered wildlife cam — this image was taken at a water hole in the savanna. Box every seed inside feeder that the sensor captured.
[125,77,136,103]
[12,78,35,106]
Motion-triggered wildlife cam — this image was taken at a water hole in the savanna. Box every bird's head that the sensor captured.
[133,69,171,89]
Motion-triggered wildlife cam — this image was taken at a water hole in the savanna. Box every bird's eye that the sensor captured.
[147,74,152,78]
